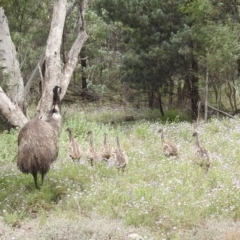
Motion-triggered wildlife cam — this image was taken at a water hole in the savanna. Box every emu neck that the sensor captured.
[104,134,107,146]
[116,137,120,149]
[89,133,94,148]
[68,130,73,141]
[160,132,165,145]
[195,135,201,148]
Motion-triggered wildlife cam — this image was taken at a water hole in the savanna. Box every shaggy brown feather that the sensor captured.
[17,86,61,189]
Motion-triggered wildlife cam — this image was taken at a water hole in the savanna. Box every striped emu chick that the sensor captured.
[192,131,211,172]
[158,129,179,157]
[101,133,113,161]
[108,136,128,172]
[66,127,82,162]
[87,130,102,166]
[17,86,62,189]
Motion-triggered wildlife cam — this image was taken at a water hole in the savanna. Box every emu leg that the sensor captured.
[41,172,45,186]
[32,172,39,189]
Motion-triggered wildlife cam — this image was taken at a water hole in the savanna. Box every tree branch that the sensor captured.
[60,30,88,99]
[24,51,45,98]
[66,0,78,17]
[36,0,67,117]
[208,104,235,118]
[0,87,28,127]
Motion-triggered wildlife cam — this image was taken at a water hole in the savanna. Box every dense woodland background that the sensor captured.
[1,0,240,125]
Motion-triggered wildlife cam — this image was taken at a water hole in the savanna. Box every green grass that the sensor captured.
[1,106,240,239]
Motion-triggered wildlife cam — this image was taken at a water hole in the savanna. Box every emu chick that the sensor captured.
[158,129,179,157]
[192,131,211,172]
[108,136,128,172]
[101,133,113,160]
[87,130,102,166]
[66,127,82,161]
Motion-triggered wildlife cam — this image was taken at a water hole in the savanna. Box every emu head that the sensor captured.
[87,130,93,145]
[87,130,93,136]
[65,127,72,133]
[52,86,61,114]
[158,128,164,142]
[192,132,198,137]
[158,129,163,134]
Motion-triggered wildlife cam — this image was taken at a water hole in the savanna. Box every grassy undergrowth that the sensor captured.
[1,106,240,239]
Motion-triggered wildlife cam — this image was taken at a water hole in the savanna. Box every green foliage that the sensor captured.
[2,0,240,122]
[0,0,52,102]
[160,109,191,122]
[86,79,106,95]
[3,212,20,227]
[0,130,18,162]
[1,0,240,122]
[96,0,184,89]
[204,23,240,74]
[85,10,108,43]
[180,0,217,23]
[80,7,124,96]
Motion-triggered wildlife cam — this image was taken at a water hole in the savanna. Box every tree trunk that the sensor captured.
[177,81,181,106]
[217,86,221,118]
[211,78,218,103]
[59,31,88,100]
[80,47,88,100]
[168,78,174,107]
[148,82,163,114]
[187,58,200,121]
[0,0,88,127]
[36,0,67,117]
[59,0,88,101]
[36,0,88,117]
[148,84,159,109]
[225,81,234,111]
[232,78,237,112]
[204,64,209,122]
[158,91,164,116]
[0,7,26,114]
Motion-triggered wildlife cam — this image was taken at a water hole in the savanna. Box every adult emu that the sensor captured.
[17,86,62,189]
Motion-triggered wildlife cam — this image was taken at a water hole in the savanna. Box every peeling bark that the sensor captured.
[60,0,89,100]
[0,0,88,127]
[0,87,28,127]
[60,31,88,99]
[0,7,25,113]
[37,0,88,117]
[36,0,67,117]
